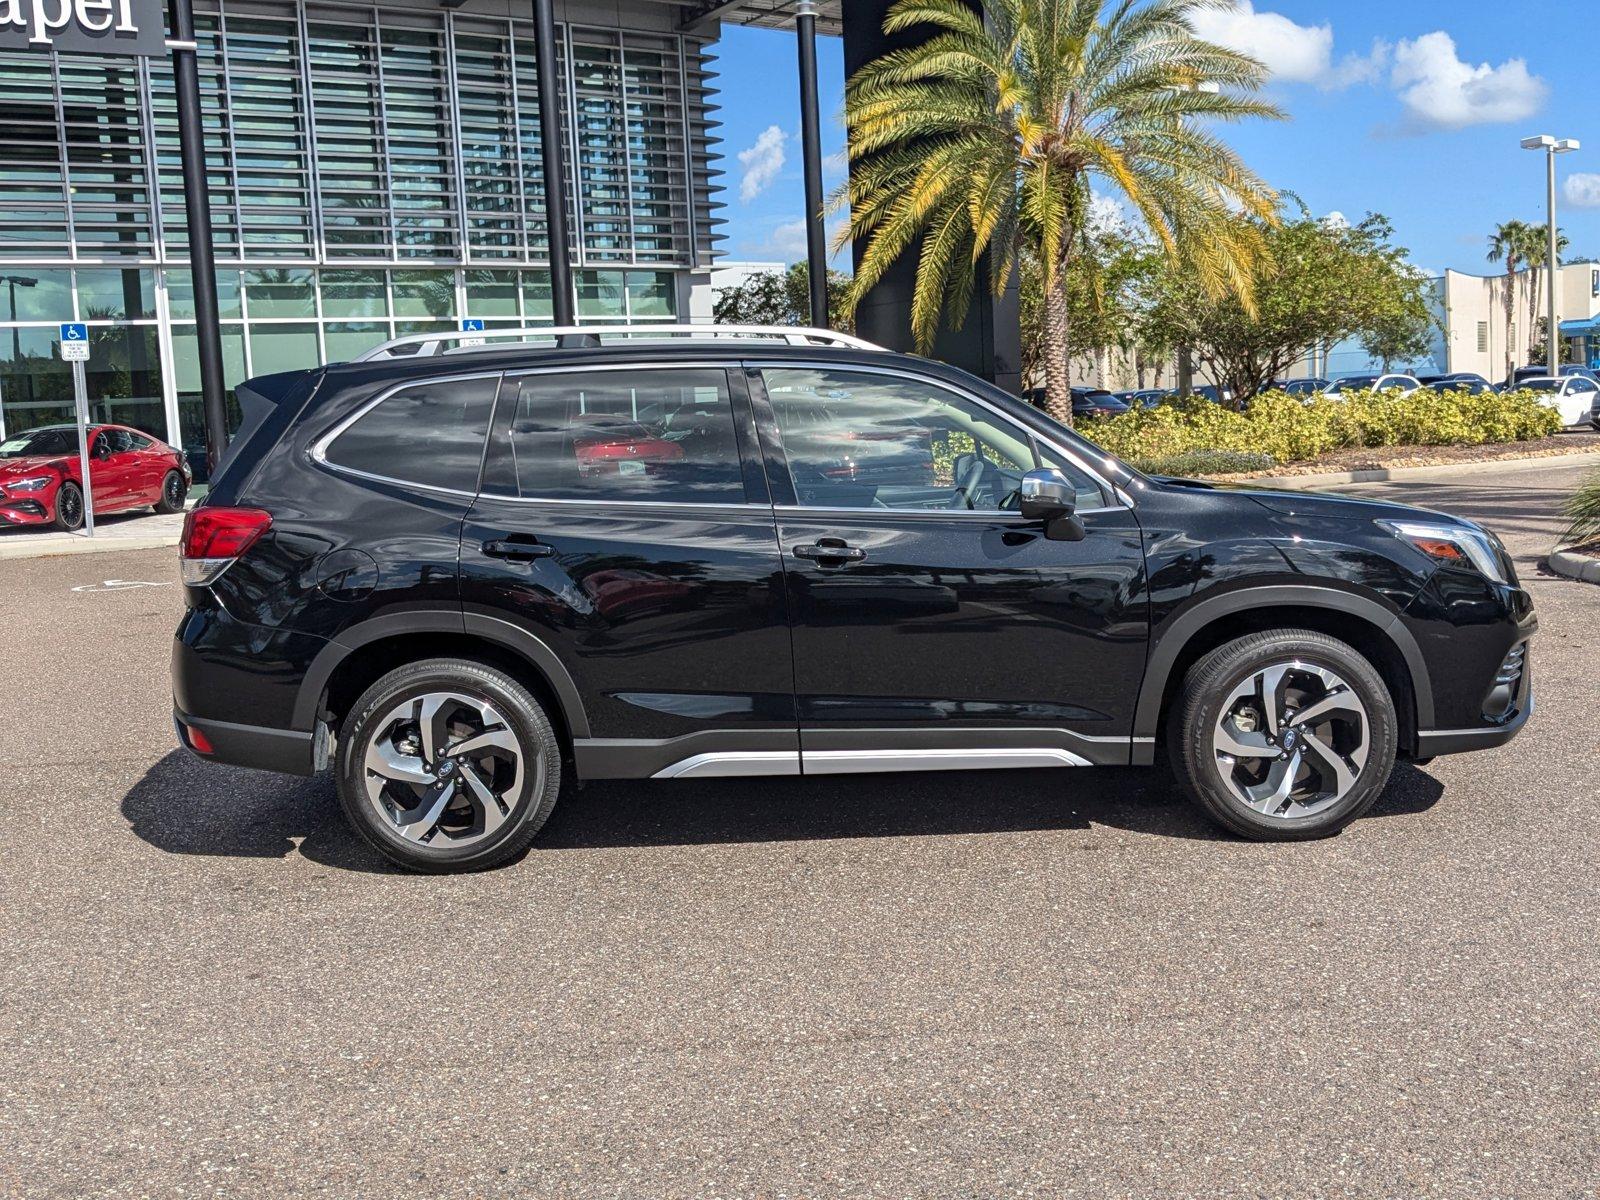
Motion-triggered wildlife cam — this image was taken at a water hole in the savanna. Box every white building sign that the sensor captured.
[0,0,167,56]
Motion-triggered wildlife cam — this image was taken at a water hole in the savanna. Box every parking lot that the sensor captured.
[3,458,1596,1198]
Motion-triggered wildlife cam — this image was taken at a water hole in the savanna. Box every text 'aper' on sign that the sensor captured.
[0,0,167,56]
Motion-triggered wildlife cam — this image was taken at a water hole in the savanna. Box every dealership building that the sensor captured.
[0,0,883,469]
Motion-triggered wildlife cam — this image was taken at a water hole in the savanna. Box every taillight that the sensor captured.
[180,506,272,586]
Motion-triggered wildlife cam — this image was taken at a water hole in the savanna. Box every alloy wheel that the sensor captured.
[362,691,532,850]
[58,485,83,529]
[1212,661,1369,819]
[164,473,185,508]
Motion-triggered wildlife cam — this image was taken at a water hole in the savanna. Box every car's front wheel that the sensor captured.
[1169,630,1397,841]
[53,481,84,531]
[335,658,563,873]
[154,470,187,514]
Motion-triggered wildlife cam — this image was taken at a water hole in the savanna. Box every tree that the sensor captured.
[837,0,1281,426]
[711,262,855,332]
[1487,220,1530,379]
[1523,222,1569,364]
[1142,208,1437,402]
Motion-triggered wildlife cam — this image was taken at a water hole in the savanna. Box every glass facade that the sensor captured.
[0,1,720,466]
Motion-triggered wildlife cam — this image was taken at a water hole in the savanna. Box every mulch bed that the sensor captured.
[1213,431,1600,481]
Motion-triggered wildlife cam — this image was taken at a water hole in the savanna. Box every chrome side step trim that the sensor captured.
[652,751,802,779]
[804,748,1091,775]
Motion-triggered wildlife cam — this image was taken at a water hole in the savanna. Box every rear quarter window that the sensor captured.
[322,374,499,493]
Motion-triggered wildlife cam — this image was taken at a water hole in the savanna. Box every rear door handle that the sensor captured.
[483,538,555,562]
[794,542,866,563]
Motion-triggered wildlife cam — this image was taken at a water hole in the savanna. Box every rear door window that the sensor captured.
[322,374,499,493]
[492,368,747,504]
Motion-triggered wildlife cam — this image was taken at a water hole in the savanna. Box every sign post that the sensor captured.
[59,323,94,537]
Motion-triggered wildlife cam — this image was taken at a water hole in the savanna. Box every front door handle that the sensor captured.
[794,542,866,563]
[483,538,555,562]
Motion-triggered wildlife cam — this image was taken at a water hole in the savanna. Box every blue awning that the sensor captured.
[1559,315,1600,336]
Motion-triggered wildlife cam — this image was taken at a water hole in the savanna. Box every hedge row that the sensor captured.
[1079,389,1564,473]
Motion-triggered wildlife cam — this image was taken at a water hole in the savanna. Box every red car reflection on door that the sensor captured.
[0,423,191,532]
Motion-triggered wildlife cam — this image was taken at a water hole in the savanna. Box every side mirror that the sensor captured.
[1019,467,1077,521]
[1018,468,1086,541]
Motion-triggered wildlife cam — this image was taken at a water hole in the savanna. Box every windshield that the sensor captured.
[1523,380,1562,393]
[0,427,78,458]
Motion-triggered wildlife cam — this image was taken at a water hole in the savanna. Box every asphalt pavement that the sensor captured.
[2,459,1596,1198]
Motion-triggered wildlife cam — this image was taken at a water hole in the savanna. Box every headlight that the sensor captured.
[9,475,52,492]
[1380,520,1510,584]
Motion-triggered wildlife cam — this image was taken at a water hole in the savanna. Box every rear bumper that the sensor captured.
[174,706,322,776]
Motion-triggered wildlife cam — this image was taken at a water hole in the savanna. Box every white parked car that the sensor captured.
[1322,373,1422,396]
[1521,375,1600,428]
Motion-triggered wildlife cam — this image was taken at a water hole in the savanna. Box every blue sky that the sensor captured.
[712,2,1600,278]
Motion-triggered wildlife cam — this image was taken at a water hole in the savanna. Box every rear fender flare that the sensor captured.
[295,610,590,738]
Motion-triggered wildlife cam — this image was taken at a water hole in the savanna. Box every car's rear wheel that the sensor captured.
[154,470,187,514]
[1169,630,1397,841]
[53,481,84,531]
[335,658,563,873]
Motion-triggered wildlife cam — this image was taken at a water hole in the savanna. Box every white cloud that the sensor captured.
[1189,2,1332,83]
[1564,174,1600,208]
[1321,211,1350,230]
[1188,3,1383,90]
[1390,32,1545,130]
[768,218,809,258]
[737,125,788,202]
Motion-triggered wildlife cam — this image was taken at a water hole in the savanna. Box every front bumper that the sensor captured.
[1416,691,1533,757]
[0,500,50,525]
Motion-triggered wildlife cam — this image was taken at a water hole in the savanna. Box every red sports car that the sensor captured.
[0,423,191,531]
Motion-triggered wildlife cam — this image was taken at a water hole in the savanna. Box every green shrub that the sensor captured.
[1562,465,1600,549]
[1135,448,1278,476]
[1080,388,1563,472]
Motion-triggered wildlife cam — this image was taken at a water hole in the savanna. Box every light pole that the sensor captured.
[1521,134,1580,376]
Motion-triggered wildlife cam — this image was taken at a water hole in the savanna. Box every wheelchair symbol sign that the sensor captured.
[59,323,89,361]
[461,318,485,332]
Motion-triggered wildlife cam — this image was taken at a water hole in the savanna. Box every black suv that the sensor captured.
[173,328,1535,872]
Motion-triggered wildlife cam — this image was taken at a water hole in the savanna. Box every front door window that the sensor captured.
[759,367,1103,513]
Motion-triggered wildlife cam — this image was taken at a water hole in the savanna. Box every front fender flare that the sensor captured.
[1131,584,1433,763]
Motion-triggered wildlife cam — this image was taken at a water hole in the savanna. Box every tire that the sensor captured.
[1167,629,1397,841]
[335,658,564,873]
[53,481,84,532]
[154,469,187,514]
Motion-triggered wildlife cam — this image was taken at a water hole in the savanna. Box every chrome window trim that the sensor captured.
[305,358,1137,513]
[746,359,1133,509]
[771,503,1128,520]
[308,370,506,498]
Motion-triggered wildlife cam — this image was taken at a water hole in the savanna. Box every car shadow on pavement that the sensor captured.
[121,750,394,873]
[121,749,1446,868]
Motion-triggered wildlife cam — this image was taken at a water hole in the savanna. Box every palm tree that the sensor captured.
[1487,220,1530,377]
[1524,222,1569,364]
[837,0,1282,425]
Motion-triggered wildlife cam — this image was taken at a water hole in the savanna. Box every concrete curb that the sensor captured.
[1547,548,1600,584]
[1231,448,1600,491]
[0,531,180,560]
